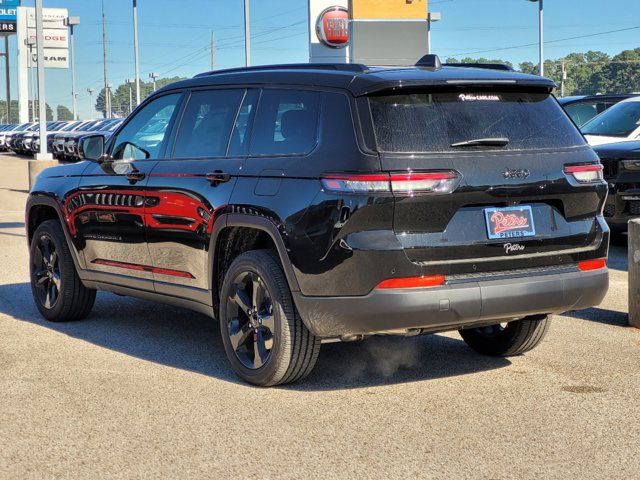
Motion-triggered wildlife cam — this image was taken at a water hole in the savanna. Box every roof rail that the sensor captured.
[415,54,442,70]
[443,63,514,72]
[194,63,369,78]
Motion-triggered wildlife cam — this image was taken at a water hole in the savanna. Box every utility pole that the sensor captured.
[560,60,567,97]
[210,31,215,71]
[65,17,81,120]
[125,78,133,114]
[132,0,141,106]
[102,0,111,118]
[149,72,158,92]
[2,36,10,123]
[35,0,51,159]
[538,0,544,76]
[244,0,250,67]
[87,88,94,118]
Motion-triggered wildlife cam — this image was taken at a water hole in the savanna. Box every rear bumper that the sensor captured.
[294,267,609,337]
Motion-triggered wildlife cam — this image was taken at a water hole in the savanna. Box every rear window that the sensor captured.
[581,101,640,138]
[368,91,584,153]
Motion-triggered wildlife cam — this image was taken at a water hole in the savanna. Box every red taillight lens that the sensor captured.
[564,164,604,184]
[321,174,390,193]
[375,274,446,290]
[578,258,607,271]
[321,171,460,195]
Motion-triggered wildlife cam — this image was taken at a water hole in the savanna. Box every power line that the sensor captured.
[445,25,640,58]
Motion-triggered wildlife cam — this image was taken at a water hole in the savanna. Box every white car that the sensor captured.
[582,96,640,146]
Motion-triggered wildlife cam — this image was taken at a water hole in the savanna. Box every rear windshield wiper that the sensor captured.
[450,138,510,148]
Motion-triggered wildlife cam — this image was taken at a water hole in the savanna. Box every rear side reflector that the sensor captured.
[375,274,446,290]
[578,258,607,271]
[564,164,604,184]
[321,171,460,195]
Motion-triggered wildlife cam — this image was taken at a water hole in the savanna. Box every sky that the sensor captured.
[4,0,640,120]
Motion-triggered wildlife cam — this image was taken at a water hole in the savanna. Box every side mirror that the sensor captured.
[79,134,106,161]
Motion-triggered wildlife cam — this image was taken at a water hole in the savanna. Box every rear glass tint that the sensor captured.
[369,91,584,153]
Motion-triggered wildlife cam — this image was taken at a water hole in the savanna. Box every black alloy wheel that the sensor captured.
[32,234,62,310]
[219,250,321,387]
[226,271,275,369]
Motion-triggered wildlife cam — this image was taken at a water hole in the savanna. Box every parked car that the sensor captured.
[20,122,66,156]
[582,96,640,146]
[26,58,609,386]
[557,93,638,127]
[53,120,106,161]
[3,122,36,152]
[593,140,640,235]
[32,121,83,155]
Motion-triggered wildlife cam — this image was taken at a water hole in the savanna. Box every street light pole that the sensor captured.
[132,0,141,106]
[34,0,51,160]
[244,0,250,67]
[149,72,158,92]
[125,78,133,115]
[65,17,81,120]
[527,0,544,76]
[101,0,111,118]
[87,88,94,118]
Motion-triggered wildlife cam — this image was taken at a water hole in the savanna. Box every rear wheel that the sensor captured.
[29,220,96,322]
[459,315,549,356]
[219,250,320,387]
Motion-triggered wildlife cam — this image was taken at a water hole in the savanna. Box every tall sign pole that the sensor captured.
[132,0,140,105]
[66,17,81,120]
[101,0,111,118]
[2,36,10,123]
[244,0,250,66]
[34,0,51,159]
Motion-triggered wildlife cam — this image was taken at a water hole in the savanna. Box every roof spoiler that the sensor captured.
[444,62,514,72]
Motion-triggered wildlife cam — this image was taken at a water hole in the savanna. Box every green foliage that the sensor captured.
[56,105,74,121]
[448,47,640,96]
[95,76,186,118]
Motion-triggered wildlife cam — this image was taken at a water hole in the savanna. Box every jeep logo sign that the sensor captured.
[316,6,349,49]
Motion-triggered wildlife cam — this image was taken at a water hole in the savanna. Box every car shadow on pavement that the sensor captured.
[563,307,629,327]
[607,244,628,272]
[0,282,511,390]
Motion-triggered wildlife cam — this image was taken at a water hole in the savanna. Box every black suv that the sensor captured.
[27,58,609,386]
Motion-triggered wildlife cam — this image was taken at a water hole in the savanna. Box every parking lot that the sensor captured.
[1,153,639,479]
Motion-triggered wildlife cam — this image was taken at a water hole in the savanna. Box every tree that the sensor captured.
[56,105,73,121]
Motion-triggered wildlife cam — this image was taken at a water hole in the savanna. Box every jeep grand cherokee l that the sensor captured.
[26,58,609,386]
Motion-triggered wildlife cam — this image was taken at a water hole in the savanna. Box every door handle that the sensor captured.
[206,171,231,187]
[125,171,146,184]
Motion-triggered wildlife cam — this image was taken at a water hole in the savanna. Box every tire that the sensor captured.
[459,315,550,357]
[219,250,321,387]
[29,219,96,322]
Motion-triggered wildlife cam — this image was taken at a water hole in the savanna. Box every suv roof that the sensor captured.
[558,93,639,105]
[158,63,556,97]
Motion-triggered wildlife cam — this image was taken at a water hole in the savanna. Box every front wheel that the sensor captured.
[459,315,550,357]
[29,220,96,322]
[219,250,321,387]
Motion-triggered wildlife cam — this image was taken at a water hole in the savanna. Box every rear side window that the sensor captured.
[582,101,640,138]
[368,91,585,153]
[250,89,321,156]
[173,89,244,158]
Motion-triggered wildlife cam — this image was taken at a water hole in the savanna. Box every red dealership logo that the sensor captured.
[489,211,530,235]
[316,6,349,49]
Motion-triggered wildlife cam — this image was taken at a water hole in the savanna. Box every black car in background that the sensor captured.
[593,141,640,234]
[26,59,609,386]
[558,93,639,127]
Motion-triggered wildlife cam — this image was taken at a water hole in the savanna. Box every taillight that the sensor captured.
[578,258,607,271]
[564,164,604,184]
[375,274,446,290]
[321,171,460,195]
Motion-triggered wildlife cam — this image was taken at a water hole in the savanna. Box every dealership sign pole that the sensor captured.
[34,0,51,160]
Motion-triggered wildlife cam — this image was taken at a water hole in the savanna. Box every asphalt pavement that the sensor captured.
[1,154,639,479]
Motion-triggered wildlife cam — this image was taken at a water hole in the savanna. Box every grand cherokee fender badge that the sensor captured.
[504,242,525,254]
[503,168,531,180]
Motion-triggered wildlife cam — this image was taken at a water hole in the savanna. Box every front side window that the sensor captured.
[173,89,244,159]
[250,89,321,156]
[368,90,585,153]
[111,93,181,160]
[582,101,640,138]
